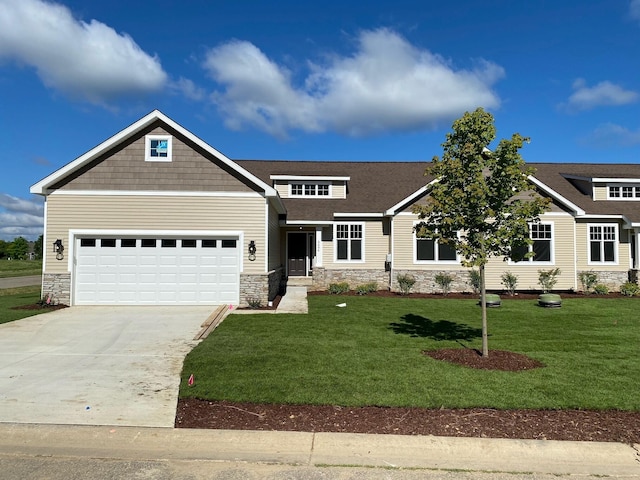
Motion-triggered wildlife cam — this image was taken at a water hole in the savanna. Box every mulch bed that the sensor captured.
[11,304,68,311]
[175,399,640,444]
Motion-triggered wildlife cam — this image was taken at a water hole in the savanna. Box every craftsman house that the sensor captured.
[31,110,640,306]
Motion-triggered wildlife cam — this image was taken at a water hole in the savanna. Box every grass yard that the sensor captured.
[181,295,640,411]
[0,286,44,324]
[0,259,42,278]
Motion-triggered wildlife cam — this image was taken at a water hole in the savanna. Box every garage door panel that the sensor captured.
[75,236,239,305]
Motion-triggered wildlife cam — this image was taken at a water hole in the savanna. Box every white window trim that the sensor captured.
[509,222,555,265]
[413,223,459,264]
[587,223,619,265]
[145,135,172,162]
[334,222,365,263]
[289,181,332,198]
[606,184,640,200]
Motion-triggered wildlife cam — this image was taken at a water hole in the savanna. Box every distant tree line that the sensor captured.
[0,234,43,260]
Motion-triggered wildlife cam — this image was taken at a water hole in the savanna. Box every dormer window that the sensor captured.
[290,182,331,197]
[145,135,172,162]
[608,184,640,200]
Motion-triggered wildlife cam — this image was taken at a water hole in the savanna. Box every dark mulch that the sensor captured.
[308,289,633,300]
[424,348,545,371]
[11,303,68,311]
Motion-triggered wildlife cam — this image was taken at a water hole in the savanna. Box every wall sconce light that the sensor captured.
[53,239,64,260]
[248,240,256,261]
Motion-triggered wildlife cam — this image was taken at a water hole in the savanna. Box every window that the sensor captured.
[511,223,553,263]
[80,238,96,247]
[589,225,617,263]
[221,239,237,248]
[415,235,457,262]
[141,239,156,248]
[145,135,172,162]
[335,223,363,261]
[290,182,331,197]
[100,239,116,248]
[161,239,176,248]
[121,239,137,248]
[608,185,640,200]
[202,239,217,248]
[181,239,196,248]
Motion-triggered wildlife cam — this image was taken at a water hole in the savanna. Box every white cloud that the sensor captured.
[203,28,504,137]
[169,77,206,101]
[0,0,167,105]
[631,0,640,22]
[564,79,639,112]
[585,123,640,147]
[0,194,43,241]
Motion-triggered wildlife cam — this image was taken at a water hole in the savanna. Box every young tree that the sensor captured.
[413,108,550,357]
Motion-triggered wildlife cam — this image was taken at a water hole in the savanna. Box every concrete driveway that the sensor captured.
[0,306,213,427]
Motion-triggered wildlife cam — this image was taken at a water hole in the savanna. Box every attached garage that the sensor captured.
[74,236,240,305]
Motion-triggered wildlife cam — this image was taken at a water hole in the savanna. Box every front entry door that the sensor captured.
[288,232,308,276]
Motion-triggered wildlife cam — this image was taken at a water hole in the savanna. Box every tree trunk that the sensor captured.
[480,263,489,357]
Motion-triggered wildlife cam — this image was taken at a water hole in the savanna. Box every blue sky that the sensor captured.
[1,0,639,241]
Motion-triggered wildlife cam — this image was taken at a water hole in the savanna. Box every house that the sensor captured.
[30,110,640,306]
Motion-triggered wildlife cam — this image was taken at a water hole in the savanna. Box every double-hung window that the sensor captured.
[511,223,553,263]
[589,225,617,263]
[415,234,457,263]
[335,223,363,261]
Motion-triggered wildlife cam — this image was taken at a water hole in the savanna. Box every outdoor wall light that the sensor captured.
[53,239,64,260]
[248,240,256,261]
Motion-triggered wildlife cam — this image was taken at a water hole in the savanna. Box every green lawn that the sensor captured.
[181,295,640,410]
[0,286,44,324]
[0,259,42,278]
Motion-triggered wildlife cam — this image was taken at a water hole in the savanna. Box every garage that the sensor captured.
[74,236,240,305]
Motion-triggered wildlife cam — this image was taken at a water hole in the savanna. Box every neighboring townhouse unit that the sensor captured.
[31,111,640,306]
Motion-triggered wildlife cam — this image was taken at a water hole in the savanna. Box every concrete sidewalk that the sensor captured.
[275,286,308,313]
[0,424,638,477]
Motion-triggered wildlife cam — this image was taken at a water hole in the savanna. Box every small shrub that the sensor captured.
[355,282,378,295]
[538,268,561,293]
[247,297,262,309]
[328,282,350,294]
[620,282,640,297]
[500,271,518,296]
[578,271,599,295]
[396,274,416,295]
[468,269,481,294]
[434,272,453,296]
[593,284,609,295]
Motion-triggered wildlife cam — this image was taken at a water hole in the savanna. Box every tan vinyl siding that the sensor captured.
[332,182,346,199]
[322,219,389,269]
[51,125,255,193]
[43,194,266,275]
[593,184,607,201]
[484,214,577,290]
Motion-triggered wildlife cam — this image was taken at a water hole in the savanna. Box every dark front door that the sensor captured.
[288,233,307,276]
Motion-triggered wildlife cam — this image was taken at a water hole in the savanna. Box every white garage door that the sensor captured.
[74,237,240,305]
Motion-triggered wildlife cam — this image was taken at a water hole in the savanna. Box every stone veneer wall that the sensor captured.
[312,267,391,291]
[577,270,632,292]
[42,272,71,306]
[390,270,473,294]
[240,267,284,307]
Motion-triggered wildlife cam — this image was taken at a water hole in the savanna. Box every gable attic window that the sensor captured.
[145,135,172,162]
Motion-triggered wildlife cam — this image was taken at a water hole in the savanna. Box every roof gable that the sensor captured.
[30,110,277,198]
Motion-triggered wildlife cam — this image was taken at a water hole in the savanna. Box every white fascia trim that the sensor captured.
[49,190,264,198]
[385,180,437,216]
[271,175,350,181]
[334,213,384,218]
[578,214,631,227]
[30,110,277,198]
[563,174,640,183]
[527,175,586,216]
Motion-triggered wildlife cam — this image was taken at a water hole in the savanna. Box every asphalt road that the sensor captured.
[0,275,41,289]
